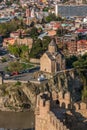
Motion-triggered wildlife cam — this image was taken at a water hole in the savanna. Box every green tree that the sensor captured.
[57,28,68,37]
[30,27,38,39]
[73,53,87,100]
[7,61,24,72]
[8,44,29,60]
[30,36,51,58]
[20,45,29,60]
[8,44,21,57]
[0,23,8,36]
[45,13,57,23]
[30,39,42,58]
[42,36,51,51]
[43,7,49,12]
[6,0,12,6]
[66,55,78,68]
[45,13,63,23]
[0,19,25,37]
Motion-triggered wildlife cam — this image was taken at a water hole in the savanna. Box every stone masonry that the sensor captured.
[35,92,70,130]
[35,91,87,130]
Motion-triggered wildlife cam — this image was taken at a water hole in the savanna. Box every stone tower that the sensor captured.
[48,39,57,54]
[35,92,50,130]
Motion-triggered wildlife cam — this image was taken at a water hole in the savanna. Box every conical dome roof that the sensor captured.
[49,39,56,46]
[48,39,57,53]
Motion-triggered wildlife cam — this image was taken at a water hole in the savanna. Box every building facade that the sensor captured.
[40,39,65,73]
[55,4,87,17]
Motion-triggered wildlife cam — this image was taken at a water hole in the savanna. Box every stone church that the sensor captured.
[40,39,65,73]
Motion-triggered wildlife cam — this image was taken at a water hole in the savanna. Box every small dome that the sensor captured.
[48,39,57,53]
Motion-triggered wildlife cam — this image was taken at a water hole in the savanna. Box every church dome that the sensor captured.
[48,39,57,53]
[49,39,56,46]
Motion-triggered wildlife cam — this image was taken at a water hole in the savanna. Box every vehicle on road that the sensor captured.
[4,74,10,78]
[37,74,47,81]
[11,71,18,76]
[8,54,16,58]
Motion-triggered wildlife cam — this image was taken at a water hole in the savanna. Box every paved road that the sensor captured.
[9,73,34,81]
[4,67,40,81]
[0,62,9,71]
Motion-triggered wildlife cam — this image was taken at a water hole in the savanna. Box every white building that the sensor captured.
[55,4,58,16]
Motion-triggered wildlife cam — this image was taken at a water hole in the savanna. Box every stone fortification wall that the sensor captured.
[52,90,87,111]
[58,91,71,109]
[73,102,87,118]
[73,102,87,110]
[51,91,71,109]
[35,91,87,130]
[48,111,69,130]
[35,92,69,130]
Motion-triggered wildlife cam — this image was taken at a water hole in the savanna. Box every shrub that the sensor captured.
[15,81,21,86]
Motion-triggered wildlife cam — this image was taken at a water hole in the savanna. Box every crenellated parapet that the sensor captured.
[58,91,71,109]
[35,92,70,130]
[73,102,87,111]
[35,91,87,130]
[49,112,69,130]
[35,92,50,116]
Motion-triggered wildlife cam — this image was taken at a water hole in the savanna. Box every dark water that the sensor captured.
[0,111,35,130]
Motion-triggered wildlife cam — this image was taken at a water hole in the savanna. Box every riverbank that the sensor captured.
[0,111,34,129]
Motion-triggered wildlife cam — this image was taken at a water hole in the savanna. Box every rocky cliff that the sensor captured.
[0,70,82,112]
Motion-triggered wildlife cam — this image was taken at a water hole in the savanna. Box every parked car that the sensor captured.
[11,71,18,76]
[19,70,24,74]
[19,69,30,74]
[9,54,16,58]
[37,75,47,81]
[24,69,30,73]
[4,74,10,78]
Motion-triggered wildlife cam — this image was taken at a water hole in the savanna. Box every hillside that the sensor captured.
[0,70,82,112]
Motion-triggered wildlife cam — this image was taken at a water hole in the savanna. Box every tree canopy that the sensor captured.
[30,36,51,58]
[45,13,63,23]
[66,55,78,68]
[29,27,39,39]
[57,28,68,37]
[73,53,87,101]
[0,19,25,37]
[7,61,24,73]
[8,44,29,61]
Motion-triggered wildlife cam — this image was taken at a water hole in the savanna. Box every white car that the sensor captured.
[5,74,10,78]
[9,54,16,58]
[37,75,46,81]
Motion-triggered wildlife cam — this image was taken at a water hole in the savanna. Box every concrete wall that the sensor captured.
[4,80,28,84]
[30,58,40,64]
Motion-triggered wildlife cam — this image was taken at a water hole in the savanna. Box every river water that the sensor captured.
[0,111,35,130]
